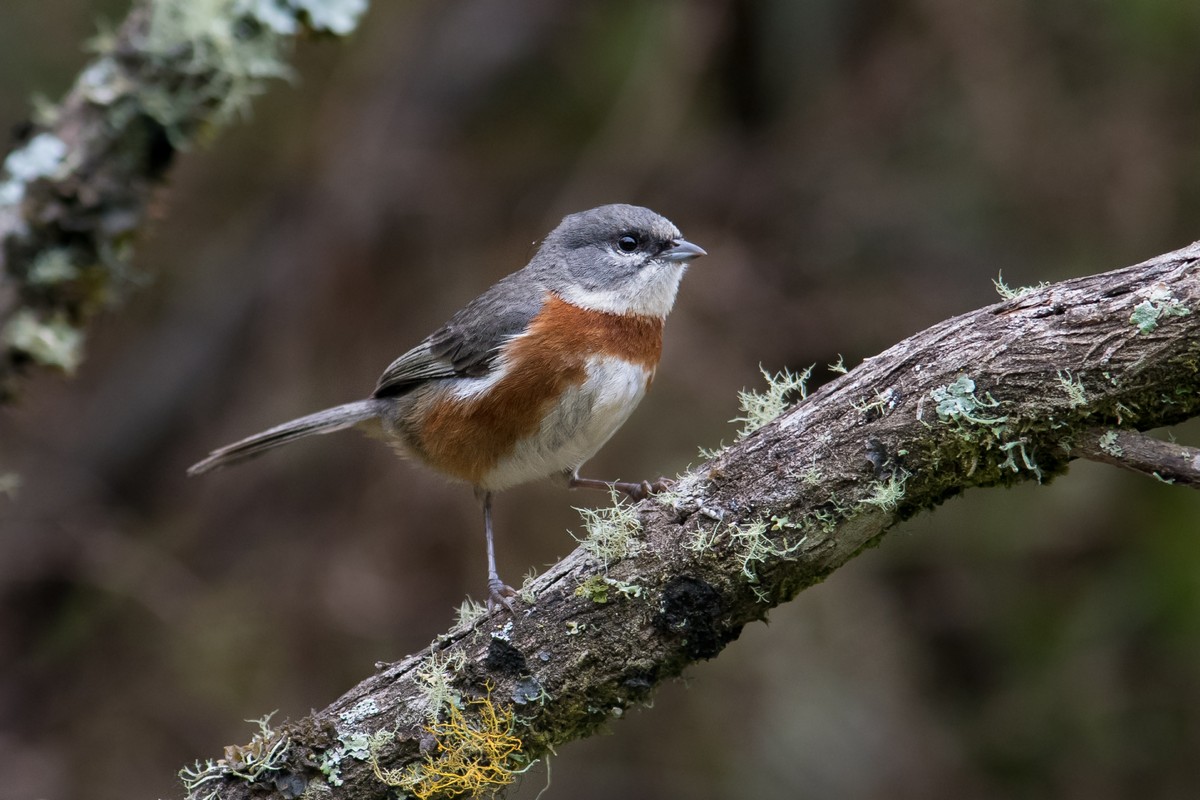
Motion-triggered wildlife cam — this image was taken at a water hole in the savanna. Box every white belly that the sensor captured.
[480,355,652,491]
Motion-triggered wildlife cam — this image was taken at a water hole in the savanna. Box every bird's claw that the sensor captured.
[620,476,673,502]
[487,578,518,614]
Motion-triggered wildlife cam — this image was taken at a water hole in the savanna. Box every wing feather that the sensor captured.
[373,271,545,397]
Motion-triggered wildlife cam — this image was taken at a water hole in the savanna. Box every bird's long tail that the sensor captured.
[187,399,383,476]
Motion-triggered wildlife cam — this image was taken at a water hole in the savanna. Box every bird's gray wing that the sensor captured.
[373,271,545,397]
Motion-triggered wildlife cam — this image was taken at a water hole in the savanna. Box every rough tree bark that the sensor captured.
[176,244,1200,800]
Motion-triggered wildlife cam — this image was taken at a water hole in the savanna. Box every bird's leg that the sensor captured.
[479,489,516,613]
[566,469,673,502]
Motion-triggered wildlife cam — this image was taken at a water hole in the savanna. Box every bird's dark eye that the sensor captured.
[616,234,639,253]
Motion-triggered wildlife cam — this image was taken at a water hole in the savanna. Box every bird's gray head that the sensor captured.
[530,204,706,318]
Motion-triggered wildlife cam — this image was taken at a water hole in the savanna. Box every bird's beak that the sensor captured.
[660,238,707,262]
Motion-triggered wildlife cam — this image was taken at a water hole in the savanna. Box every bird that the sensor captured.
[188,204,706,612]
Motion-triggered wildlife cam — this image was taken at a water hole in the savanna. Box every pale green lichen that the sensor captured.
[0,132,69,206]
[299,776,334,799]
[998,439,1042,481]
[858,471,909,513]
[572,490,643,568]
[929,374,1044,481]
[653,468,710,511]
[415,650,466,720]
[140,0,367,143]
[574,575,611,603]
[454,597,488,628]
[142,0,293,138]
[179,712,289,799]
[238,0,368,34]
[930,375,1007,429]
[993,271,1049,300]
[732,365,812,439]
[573,576,643,604]
[317,730,374,786]
[827,354,848,374]
[793,462,823,487]
[1057,369,1087,409]
[491,620,513,643]
[1130,284,1190,334]
[337,698,378,727]
[852,387,898,417]
[26,248,81,285]
[517,568,539,605]
[1098,429,1123,457]
[2,310,84,373]
[728,519,809,602]
[684,515,723,553]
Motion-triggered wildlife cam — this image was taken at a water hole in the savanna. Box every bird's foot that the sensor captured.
[487,576,517,614]
[569,474,674,502]
[612,476,676,501]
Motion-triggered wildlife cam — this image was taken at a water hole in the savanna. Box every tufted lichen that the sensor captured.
[373,686,528,800]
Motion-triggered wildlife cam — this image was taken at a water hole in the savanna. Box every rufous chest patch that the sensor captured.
[415,293,664,485]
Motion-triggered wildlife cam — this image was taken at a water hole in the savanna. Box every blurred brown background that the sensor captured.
[4,1,1200,798]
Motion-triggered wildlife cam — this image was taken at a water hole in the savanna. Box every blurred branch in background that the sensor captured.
[0,0,367,400]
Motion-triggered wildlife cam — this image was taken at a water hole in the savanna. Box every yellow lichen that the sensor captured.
[374,686,524,799]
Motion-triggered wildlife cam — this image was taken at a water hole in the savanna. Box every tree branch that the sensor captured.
[179,243,1200,799]
[1074,427,1200,487]
[0,0,367,399]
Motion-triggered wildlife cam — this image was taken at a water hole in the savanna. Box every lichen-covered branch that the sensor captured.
[181,242,1200,800]
[0,0,368,400]
[1075,427,1200,488]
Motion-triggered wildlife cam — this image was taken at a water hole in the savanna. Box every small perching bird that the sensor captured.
[189,204,706,611]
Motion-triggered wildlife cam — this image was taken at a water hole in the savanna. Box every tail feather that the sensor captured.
[188,399,383,476]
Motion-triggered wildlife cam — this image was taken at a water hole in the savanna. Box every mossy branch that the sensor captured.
[182,242,1200,800]
[0,0,367,400]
